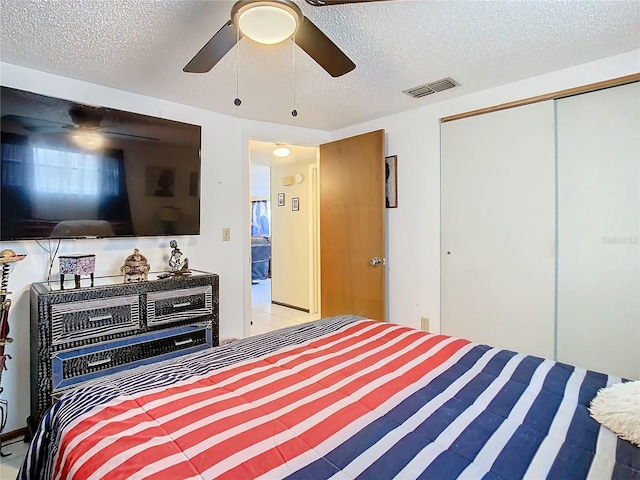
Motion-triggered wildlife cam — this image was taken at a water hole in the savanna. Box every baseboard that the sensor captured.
[271,301,310,313]
[1,427,28,442]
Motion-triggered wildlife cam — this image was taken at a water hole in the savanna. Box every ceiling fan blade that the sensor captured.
[23,125,68,133]
[101,131,160,141]
[1,114,68,128]
[304,0,390,5]
[183,20,240,73]
[295,16,355,77]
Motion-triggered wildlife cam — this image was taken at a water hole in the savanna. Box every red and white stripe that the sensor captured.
[52,320,470,480]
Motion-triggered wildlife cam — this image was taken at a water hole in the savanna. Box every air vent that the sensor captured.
[403,77,458,99]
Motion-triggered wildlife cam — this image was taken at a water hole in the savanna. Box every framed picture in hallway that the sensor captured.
[292,197,299,211]
[277,193,285,206]
[385,155,398,208]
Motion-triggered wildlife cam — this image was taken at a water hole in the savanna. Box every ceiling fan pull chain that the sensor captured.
[234,25,241,107]
[291,35,297,117]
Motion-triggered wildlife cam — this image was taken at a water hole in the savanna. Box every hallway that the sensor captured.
[251,279,320,336]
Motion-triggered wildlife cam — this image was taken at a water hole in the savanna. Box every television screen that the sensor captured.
[0,86,201,240]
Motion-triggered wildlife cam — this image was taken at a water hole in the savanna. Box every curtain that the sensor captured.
[98,148,133,234]
[1,133,33,238]
[251,200,270,236]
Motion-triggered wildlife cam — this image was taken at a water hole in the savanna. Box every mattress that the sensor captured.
[20,315,639,479]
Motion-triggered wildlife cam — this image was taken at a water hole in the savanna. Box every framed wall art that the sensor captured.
[385,155,398,208]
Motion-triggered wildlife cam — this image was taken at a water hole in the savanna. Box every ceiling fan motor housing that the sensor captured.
[69,105,104,128]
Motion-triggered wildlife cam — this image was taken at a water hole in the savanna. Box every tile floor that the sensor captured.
[0,280,315,480]
[0,436,29,479]
[251,279,320,336]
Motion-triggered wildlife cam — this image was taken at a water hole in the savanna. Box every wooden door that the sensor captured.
[319,130,386,320]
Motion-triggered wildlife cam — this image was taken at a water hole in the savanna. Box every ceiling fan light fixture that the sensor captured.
[233,0,301,45]
[273,145,291,157]
[71,131,104,150]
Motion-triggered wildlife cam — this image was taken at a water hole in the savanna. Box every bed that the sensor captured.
[251,236,271,281]
[20,315,639,479]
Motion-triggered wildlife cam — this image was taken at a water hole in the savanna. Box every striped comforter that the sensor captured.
[21,316,639,479]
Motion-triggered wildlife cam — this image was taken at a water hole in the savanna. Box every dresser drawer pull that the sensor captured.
[174,338,194,347]
[173,302,192,308]
[87,357,112,367]
[88,314,113,323]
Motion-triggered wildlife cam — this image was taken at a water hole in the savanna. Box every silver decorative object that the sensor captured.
[168,240,191,276]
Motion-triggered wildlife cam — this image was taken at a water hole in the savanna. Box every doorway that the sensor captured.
[249,140,320,336]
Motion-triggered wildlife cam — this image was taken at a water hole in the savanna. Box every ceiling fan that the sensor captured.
[183,0,389,78]
[3,106,159,148]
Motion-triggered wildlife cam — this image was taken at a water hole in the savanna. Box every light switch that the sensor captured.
[222,227,230,241]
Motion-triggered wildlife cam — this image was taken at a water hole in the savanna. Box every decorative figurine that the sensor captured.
[121,249,150,282]
[168,240,183,272]
[0,248,26,457]
[168,240,191,276]
[175,257,191,276]
[59,254,96,289]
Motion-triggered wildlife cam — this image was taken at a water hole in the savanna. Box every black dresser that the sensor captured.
[29,270,219,432]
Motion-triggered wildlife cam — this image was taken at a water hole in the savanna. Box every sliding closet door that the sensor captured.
[441,101,556,358]
[556,83,640,380]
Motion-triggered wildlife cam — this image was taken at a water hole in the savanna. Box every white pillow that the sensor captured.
[589,380,640,447]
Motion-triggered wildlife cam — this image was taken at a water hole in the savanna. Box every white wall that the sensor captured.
[330,49,640,334]
[0,63,330,433]
[270,159,316,310]
[250,164,271,198]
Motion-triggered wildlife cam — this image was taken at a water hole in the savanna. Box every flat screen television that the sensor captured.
[0,86,201,240]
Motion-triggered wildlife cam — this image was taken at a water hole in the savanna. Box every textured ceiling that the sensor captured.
[1,0,639,131]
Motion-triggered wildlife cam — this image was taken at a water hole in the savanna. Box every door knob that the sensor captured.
[370,257,382,266]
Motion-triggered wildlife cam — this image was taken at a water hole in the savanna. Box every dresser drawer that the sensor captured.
[147,285,213,327]
[51,295,140,346]
[51,323,212,390]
